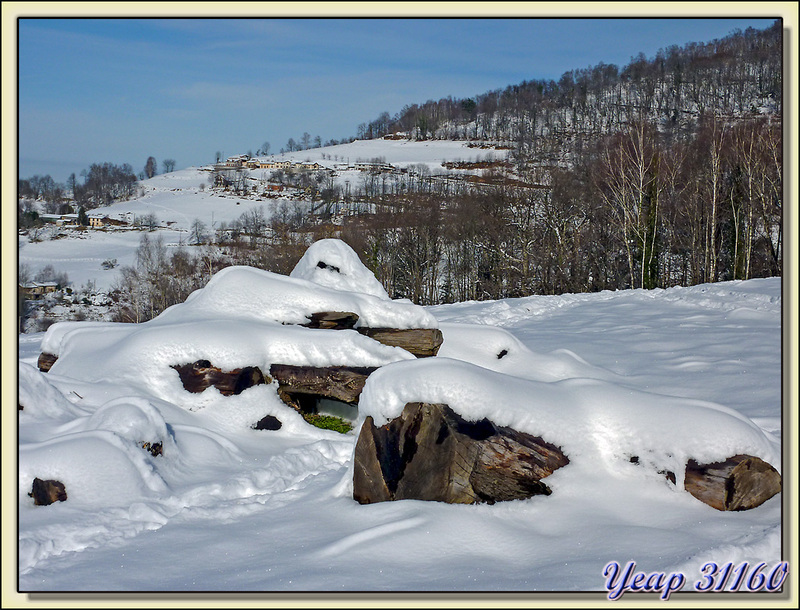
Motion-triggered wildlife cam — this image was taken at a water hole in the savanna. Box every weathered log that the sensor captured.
[269,364,376,409]
[299,313,442,358]
[303,311,360,330]
[29,478,67,506]
[684,454,781,511]
[357,328,444,358]
[38,352,58,372]
[353,402,569,505]
[172,360,269,396]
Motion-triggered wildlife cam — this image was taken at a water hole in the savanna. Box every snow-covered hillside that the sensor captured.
[18,139,506,294]
[16,240,784,596]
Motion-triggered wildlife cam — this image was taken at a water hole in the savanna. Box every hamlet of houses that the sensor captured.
[37,211,135,229]
[214,154,397,175]
[214,154,325,172]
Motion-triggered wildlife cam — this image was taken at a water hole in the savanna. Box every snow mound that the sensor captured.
[356,357,780,486]
[86,397,172,450]
[437,322,614,383]
[18,362,85,421]
[45,318,415,406]
[38,242,440,404]
[19,430,169,507]
[40,321,127,357]
[290,238,390,299]
[152,264,435,329]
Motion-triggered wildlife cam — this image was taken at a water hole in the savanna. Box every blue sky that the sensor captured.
[17,16,780,182]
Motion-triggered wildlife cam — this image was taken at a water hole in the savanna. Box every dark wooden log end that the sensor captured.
[253,415,283,431]
[684,454,782,511]
[172,361,269,396]
[353,415,394,504]
[353,402,569,505]
[37,352,58,372]
[303,311,360,330]
[29,478,67,506]
[270,364,377,409]
[316,260,341,273]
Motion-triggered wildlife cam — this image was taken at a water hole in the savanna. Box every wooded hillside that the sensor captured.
[342,21,783,301]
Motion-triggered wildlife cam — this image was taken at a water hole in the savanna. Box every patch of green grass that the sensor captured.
[302,413,354,434]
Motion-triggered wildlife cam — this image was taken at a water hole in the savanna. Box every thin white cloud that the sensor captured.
[168,81,276,107]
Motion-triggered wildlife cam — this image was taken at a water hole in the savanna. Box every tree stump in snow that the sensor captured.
[29,478,67,506]
[356,328,444,358]
[353,402,569,505]
[683,454,781,511]
[269,364,376,411]
[302,311,360,330]
[37,352,58,372]
[172,360,268,396]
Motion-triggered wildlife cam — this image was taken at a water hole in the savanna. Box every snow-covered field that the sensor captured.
[277,137,505,168]
[15,238,787,599]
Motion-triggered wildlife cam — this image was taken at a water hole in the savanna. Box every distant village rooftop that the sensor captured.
[213,154,396,175]
[19,281,59,296]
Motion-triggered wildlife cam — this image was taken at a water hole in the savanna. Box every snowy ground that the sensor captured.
[14,240,787,601]
[18,226,187,294]
[18,166,254,293]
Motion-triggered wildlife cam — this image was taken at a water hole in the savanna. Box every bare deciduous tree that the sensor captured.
[144,156,158,179]
[191,218,207,245]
